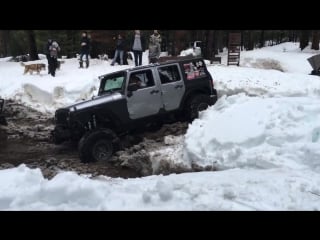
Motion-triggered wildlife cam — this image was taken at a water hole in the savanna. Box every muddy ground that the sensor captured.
[0,100,190,179]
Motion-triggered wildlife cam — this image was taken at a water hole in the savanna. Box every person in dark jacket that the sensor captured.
[79,31,91,68]
[48,40,60,77]
[111,34,125,66]
[132,30,146,66]
[45,39,53,74]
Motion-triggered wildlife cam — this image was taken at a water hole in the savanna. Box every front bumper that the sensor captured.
[51,125,71,144]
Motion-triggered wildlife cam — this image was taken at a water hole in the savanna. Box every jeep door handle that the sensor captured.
[174,85,183,89]
[150,90,159,94]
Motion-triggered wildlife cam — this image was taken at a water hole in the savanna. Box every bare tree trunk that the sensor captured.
[259,30,265,48]
[212,30,218,55]
[216,30,224,53]
[205,30,214,59]
[0,30,10,57]
[311,30,319,50]
[247,31,254,50]
[27,30,39,60]
[300,30,310,50]
[240,30,244,50]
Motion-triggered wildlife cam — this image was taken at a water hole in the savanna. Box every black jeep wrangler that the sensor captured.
[52,57,218,163]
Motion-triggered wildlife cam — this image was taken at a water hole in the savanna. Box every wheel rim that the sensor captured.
[197,102,208,112]
[92,140,113,161]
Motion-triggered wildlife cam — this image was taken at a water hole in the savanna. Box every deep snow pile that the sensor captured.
[0,57,138,113]
[1,164,320,210]
[209,66,320,98]
[218,42,318,74]
[184,93,320,171]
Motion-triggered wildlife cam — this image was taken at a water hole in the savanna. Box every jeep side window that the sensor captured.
[158,65,181,84]
[128,70,155,90]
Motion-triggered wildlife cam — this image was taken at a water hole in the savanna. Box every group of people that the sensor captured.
[110,30,162,67]
[45,31,91,77]
[44,30,162,77]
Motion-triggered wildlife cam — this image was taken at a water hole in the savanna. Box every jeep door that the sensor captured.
[126,69,162,119]
[156,64,185,111]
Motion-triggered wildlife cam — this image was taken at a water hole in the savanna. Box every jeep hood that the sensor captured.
[60,92,124,112]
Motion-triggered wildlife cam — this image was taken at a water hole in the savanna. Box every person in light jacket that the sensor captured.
[48,40,60,77]
[148,30,161,64]
[132,30,146,66]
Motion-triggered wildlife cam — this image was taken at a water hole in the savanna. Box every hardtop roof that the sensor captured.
[99,56,205,79]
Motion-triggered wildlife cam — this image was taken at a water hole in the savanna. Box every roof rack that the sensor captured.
[158,55,203,63]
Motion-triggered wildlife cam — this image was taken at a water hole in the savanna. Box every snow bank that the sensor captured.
[184,93,320,172]
[1,164,320,210]
[209,65,320,98]
[0,58,131,113]
[216,42,319,74]
[180,48,196,57]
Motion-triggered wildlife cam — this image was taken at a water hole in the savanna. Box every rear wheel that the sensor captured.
[78,129,116,163]
[184,94,211,121]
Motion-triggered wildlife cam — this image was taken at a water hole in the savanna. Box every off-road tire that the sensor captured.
[78,129,116,163]
[185,94,211,122]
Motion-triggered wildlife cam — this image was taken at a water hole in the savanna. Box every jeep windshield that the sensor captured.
[98,71,126,96]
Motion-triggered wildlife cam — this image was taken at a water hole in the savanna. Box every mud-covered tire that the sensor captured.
[184,94,211,121]
[78,129,116,163]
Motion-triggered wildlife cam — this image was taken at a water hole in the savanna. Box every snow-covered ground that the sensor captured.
[1,42,320,210]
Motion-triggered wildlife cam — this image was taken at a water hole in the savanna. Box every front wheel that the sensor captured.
[184,94,211,122]
[78,129,116,163]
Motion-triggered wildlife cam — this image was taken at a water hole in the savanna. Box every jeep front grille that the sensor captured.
[55,109,70,124]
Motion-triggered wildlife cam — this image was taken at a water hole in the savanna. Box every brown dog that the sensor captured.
[20,62,46,75]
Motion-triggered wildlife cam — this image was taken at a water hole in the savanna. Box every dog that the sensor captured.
[98,54,108,61]
[20,62,46,75]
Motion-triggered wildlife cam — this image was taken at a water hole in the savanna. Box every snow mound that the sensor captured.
[208,65,320,98]
[1,164,320,210]
[180,48,196,56]
[184,93,320,171]
[242,58,284,72]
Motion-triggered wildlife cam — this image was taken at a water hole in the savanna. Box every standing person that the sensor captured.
[132,30,145,66]
[79,31,91,68]
[45,39,53,74]
[148,30,161,64]
[48,40,60,77]
[111,34,125,66]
